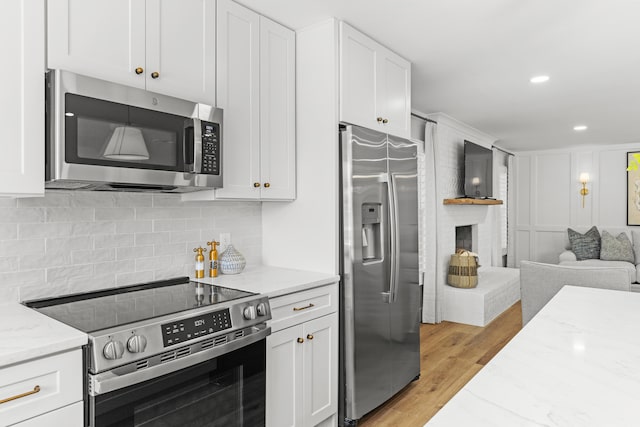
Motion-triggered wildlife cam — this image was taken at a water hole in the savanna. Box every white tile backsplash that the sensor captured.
[0,191,262,303]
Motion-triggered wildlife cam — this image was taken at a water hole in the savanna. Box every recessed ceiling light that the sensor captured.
[573,125,588,131]
[530,75,550,84]
[65,112,75,117]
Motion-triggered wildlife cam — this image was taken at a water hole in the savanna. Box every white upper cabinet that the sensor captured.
[47,0,215,104]
[214,0,261,199]
[339,22,411,139]
[214,0,295,200]
[259,17,296,200]
[144,0,216,104]
[0,0,45,197]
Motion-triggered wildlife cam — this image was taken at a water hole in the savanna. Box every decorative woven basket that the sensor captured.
[447,249,479,288]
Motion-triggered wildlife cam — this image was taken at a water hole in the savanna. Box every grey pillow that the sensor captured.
[600,230,635,263]
[632,230,640,264]
[567,226,600,260]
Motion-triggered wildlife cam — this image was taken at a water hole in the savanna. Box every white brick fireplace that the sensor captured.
[422,113,501,323]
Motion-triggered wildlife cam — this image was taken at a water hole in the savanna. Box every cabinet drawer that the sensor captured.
[269,283,338,332]
[12,401,83,427]
[0,349,83,426]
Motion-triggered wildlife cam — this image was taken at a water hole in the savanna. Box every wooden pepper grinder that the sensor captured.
[207,241,220,277]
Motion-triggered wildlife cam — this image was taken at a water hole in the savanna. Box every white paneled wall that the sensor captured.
[0,192,261,302]
[515,142,640,265]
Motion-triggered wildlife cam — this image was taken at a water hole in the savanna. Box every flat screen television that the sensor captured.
[464,140,493,198]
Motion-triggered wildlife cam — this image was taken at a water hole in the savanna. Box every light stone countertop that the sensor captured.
[0,303,87,369]
[192,265,340,298]
[425,285,640,427]
[0,265,336,369]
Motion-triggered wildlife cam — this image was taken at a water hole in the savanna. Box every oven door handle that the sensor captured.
[89,325,271,396]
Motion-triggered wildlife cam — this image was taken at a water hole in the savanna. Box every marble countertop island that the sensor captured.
[426,286,640,427]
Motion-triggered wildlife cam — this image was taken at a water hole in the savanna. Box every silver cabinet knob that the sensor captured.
[256,302,268,316]
[127,334,148,353]
[103,339,125,360]
[243,305,256,320]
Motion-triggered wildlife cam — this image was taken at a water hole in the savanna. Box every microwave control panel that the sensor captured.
[201,121,220,175]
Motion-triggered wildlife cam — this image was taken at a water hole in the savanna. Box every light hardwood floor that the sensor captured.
[358,301,523,427]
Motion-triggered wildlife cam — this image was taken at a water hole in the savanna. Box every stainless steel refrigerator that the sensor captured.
[339,124,421,425]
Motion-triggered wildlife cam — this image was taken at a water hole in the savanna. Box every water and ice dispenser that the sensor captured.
[361,203,382,261]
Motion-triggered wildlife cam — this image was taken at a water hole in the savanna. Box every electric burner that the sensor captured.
[28,277,254,332]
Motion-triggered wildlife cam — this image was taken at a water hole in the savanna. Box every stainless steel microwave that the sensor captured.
[45,70,222,192]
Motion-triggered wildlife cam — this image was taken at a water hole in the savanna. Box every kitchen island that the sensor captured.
[426,285,640,426]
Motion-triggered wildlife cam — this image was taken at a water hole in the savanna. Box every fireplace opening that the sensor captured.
[456,225,473,252]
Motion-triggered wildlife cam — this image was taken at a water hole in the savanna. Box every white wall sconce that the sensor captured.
[579,173,590,208]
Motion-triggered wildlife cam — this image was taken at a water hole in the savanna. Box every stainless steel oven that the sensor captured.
[25,277,271,427]
[46,70,223,192]
[90,339,266,427]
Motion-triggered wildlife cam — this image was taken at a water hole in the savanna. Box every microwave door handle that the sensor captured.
[184,118,202,174]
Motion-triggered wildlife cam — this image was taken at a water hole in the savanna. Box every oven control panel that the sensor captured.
[161,308,231,347]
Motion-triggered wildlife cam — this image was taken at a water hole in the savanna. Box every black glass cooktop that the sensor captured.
[24,277,254,333]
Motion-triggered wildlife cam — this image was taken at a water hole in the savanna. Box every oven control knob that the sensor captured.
[243,305,256,320]
[127,334,148,353]
[256,302,268,317]
[103,339,125,360]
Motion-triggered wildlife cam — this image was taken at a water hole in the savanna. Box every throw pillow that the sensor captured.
[567,226,601,260]
[600,230,635,263]
[632,229,640,264]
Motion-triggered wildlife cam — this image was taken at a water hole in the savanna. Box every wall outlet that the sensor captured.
[220,233,231,250]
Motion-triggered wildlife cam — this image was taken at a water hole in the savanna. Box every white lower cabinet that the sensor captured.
[0,350,83,427]
[12,401,83,427]
[266,284,338,427]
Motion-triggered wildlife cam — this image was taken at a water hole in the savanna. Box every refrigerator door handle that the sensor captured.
[387,172,400,303]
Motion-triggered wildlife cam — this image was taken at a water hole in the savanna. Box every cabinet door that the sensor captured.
[0,0,44,197]
[13,401,83,427]
[48,0,146,89]
[303,314,338,426]
[145,0,215,104]
[266,325,304,427]
[0,350,83,426]
[339,22,379,131]
[377,48,411,139]
[259,17,296,200]
[214,0,261,199]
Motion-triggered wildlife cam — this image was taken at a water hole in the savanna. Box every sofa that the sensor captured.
[520,260,630,325]
[558,226,640,291]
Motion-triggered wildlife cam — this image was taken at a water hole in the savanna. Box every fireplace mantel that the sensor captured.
[443,198,503,205]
